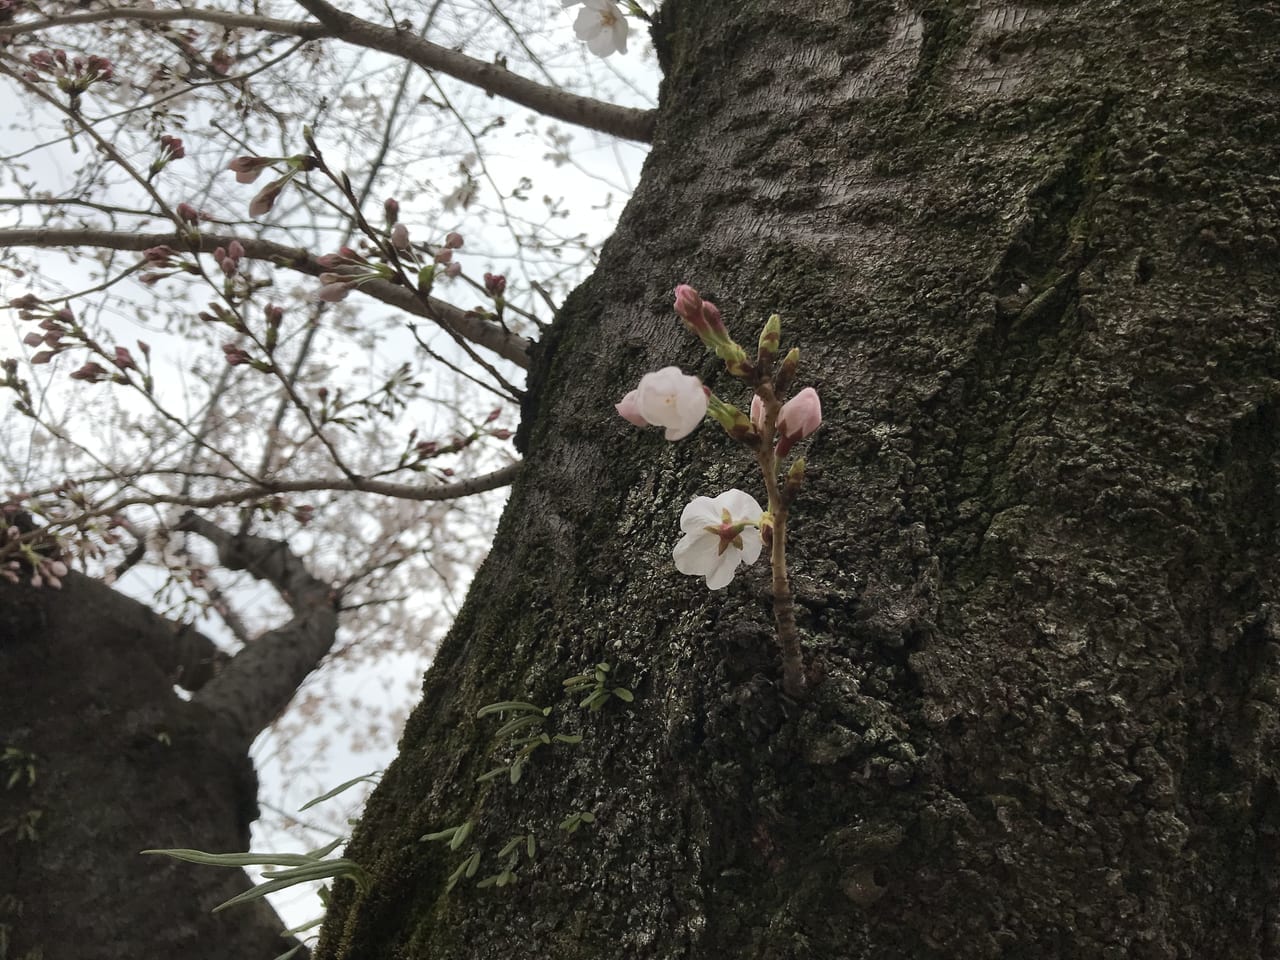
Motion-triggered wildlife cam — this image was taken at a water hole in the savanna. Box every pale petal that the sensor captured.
[679,496,720,532]
[704,550,739,590]
[716,488,763,522]
[663,418,700,441]
[673,531,719,575]
[612,15,628,53]
[573,7,600,40]
[738,528,763,565]
[615,389,648,426]
[586,26,617,56]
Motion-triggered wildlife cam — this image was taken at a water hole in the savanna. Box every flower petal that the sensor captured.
[587,26,617,55]
[673,530,720,576]
[573,6,601,40]
[738,527,763,565]
[679,495,720,532]
[717,488,763,522]
[704,550,739,590]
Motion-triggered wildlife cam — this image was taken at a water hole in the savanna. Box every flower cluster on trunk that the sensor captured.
[615,285,823,696]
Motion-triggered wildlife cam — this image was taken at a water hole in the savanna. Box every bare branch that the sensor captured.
[0,227,532,367]
[178,513,338,746]
[5,5,656,141]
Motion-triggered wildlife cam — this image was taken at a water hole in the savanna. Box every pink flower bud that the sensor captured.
[384,197,399,222]
[775,387,821,456]
[391,223,410,250]
[701,299,724,333]
[484,272,506,296]
[443,262,462,278]
[176,202,200,224]
[673,284,702,321]
[315,281,350,302]
[220,258,237,277]
[227,240,245,261]
[750,394,765,430]
[143,245,175,264]
[213,246,227,263]
[113,345,137,370]
[445,232,464,249]
[31,350,54,364]
[615,388,648,427]
[228,156,271,184]
[137,340,150,357]
[23,332,43,347]
[69,361,109,382]
[433,247,453,264]
[160,135,185,160]
[248,181,283,218]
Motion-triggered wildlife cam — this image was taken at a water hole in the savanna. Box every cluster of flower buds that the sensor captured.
[24,49,114,97]
[12,295,75,367]
[2,523,69,589]
[138,245,196,286]
[150,134,185,175]
[314,246,394,303]
[200,303,273,371]
[614,284,824,590]
[404,407,510,470]
[213,240,246,278]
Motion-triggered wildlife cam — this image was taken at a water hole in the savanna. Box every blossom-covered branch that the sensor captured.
[616,285,824,698]
[0,227,531,367]
[3,5,656,141]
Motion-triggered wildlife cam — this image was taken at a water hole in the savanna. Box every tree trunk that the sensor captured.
[316,0,1280,957]
[0,570,313,960]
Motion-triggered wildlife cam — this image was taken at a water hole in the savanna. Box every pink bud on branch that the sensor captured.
[774,387,822,456]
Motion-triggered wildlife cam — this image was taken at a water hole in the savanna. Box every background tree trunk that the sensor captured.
[0,572,306,959]
[317,0,1280,957]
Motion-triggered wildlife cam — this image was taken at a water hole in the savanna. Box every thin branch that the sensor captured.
[0,227,531,367]
[42,462,522,531]
[6,6,656,142]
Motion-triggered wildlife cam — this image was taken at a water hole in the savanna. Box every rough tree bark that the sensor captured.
[314,0,1280,957]
[0,518,339,960]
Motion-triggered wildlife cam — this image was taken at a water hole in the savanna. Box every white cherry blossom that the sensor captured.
[673,489,764,590]
[634,367,707,440]
[566,0,629,57]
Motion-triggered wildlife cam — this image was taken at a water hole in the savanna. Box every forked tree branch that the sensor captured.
[178,512,338,747]
[0,227,532,367]
[2,6,657,142]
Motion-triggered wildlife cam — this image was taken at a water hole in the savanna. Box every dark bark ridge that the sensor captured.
[319,1,1280,958]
